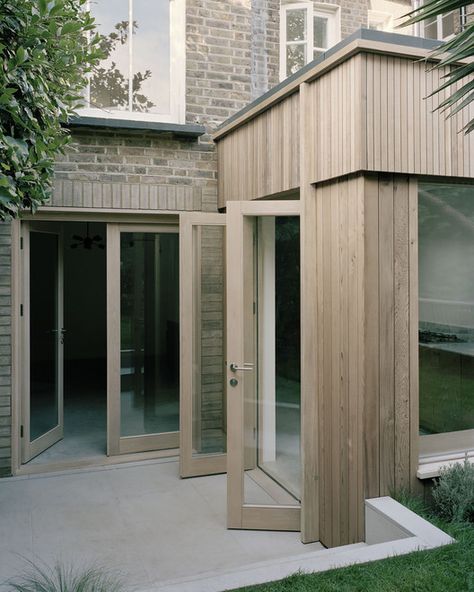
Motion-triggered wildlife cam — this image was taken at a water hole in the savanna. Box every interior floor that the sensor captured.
[29,371,107,465]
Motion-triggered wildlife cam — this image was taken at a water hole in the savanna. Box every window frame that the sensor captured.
[78,0,186,125]
[413,1,466,41]
[417,180,474,478]
[367,10,394,32]
[280,2,341,81]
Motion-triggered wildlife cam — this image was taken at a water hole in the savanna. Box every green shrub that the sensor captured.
[432,459,474,524]
[7,560,125,592]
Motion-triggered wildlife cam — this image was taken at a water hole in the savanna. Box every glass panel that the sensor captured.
[419,183,474,437]
[30,232,59,441]
[441,11,455,38]
[314,15,328,50]
[244,216,301,505]
[90,0,130,111]
[133,0,171,114]
[424,15,438,39]
[192,225,226,455]
[286,44,306,76]
[120,232,179,437]
[286,8,307,42]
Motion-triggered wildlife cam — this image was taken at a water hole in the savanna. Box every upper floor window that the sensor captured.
[413,2,466,40]
[79,0,185,124]
[368,10,393,32]
[280,2,341,81]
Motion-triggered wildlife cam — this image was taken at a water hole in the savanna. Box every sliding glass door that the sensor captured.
[107,224,180,455]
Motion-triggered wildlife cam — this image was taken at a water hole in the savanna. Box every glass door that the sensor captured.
[226,200,302,531]
[21,223,64,463]
[179,212,227,477]
[107,224,180,455]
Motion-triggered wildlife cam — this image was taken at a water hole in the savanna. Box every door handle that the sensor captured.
[229,363,254,372]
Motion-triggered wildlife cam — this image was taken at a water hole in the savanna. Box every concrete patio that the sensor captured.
[0,458,323,590]
[0,458,454,592]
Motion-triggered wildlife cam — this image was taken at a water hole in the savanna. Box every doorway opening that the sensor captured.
[27,221,107,465]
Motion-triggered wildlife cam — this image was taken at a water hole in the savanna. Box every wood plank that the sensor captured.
[378,175,395,496]
[393,177,410,491]
[363,175,380,499]
[300,83,319,544]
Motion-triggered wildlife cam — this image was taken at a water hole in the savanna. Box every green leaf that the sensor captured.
[16,46,26,64]
[61,21,83,35]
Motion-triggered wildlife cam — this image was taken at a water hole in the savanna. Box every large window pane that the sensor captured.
[286,44,306,76]
[30,233,59,441]
[314,15,328,49]
[419,183,474,437]
[90,0,130,112]
[256,216,301,500]
[120,232,179,437]
[286,8,307,42]
[133,0,171,114]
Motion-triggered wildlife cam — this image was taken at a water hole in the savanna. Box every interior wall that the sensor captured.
[63,222,107,366]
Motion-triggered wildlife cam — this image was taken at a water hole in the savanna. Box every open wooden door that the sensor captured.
[226,200,302,531]
[179,212,227,477]
[21,222,64,463]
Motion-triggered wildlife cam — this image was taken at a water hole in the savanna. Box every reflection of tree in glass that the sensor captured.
[90,20,154,112]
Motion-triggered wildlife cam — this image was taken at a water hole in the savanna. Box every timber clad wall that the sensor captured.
[0,222,11,477]
[363,174,419,499]
[217,92,300,204]
[310,175,365,547]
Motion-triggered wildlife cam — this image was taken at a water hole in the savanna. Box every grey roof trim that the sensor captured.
[215,29,442,136]
[67,116,206,138]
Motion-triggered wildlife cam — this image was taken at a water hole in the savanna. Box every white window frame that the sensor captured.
[280,2,341,81]
[78,0,186,124]
[413,1,466,41]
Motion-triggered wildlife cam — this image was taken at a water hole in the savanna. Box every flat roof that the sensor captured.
[214,28,441,141]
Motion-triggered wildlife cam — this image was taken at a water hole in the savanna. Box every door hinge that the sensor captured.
[253,301,256,315]
[20,425,24,438]
[20,304,23,317]
[20,236,23,250]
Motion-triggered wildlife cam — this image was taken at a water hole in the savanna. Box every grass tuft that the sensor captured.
[6,559,125,592]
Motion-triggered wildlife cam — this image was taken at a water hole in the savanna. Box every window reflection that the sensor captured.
[419,183,474,438]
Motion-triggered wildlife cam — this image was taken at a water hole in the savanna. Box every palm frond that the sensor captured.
[399,0,474,133]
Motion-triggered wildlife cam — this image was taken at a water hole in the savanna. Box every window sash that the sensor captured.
[79,0,185,124]
[280,3,340,81]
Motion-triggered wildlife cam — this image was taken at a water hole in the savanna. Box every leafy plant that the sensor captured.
[0,0,103,220]
[6,560,125,592]
[432,459,474,523]
[400,0,474,134]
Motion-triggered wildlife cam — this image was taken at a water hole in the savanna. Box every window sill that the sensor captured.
[67,116,206,139]
[417,450,474,479]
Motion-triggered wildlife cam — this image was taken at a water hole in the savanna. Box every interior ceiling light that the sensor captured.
[70,222,105,250]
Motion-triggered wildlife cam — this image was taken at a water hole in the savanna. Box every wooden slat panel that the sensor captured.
[216,93,300,205]
[378,176,395,496]
[363,175,380,500]
[393,178,410,491]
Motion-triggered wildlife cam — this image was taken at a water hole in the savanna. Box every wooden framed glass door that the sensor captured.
[107,223,180,455]
[21,223,64,463]
[179,212,227,477]
[226,200,302,531]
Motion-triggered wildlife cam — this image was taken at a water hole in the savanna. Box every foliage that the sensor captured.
[400,0,474,134]
[6,560,124,592]
[432,459,474,523]
[0,0,103,220]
